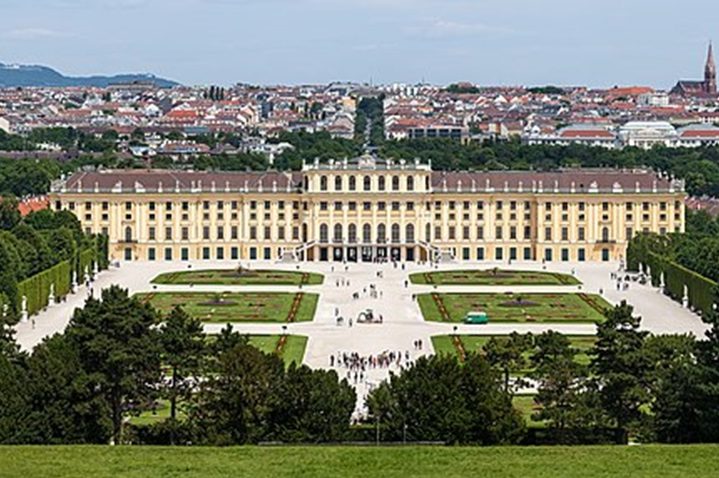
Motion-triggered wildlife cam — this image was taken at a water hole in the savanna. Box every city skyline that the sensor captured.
[1,0,718,88]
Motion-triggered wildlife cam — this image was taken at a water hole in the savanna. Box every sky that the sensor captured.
[0,0,718,88]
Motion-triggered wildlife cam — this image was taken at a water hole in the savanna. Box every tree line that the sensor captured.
[0,203,97,316]
[4,132,719,198]
[2,290,719,446]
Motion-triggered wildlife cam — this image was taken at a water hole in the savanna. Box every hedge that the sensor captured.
[629,235,717,318]
[16,260,72,317]
[76,248,95,283]
[95,234,110,271]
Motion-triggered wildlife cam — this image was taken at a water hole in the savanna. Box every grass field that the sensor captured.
[135,292,318,323]
[418,292,610,323]
[152,269,324,285]
[248,334,308,367]
[410,269,581,286]
[432,334,596,373]
[0,445,716,478]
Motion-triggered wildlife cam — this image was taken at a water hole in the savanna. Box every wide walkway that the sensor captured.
[14,259,710,417]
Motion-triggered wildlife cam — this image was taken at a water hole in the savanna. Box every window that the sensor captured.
[165,227,172,241]
[578,227,585,241]
[561,248,569,261]
[544,248,553,261]
[182,227,189,241]
[217,226,224,240]
[231,226,238,240]
[320,224,329,243]
[476,247,485,260]
[602,227,610,242]
[264,247,271,260]
[349,176,356,191]
[148,248,156,261]
[477,226,484,240]
[320,176,328,191]
[203,226,210,240]
[377,224,386,243]
[495,226,503,240]
[406,224,415,243]
[202,247,210,260]
[333,224,343,242]
[181,248,189,261]
[216,247,224,260]
[561,227,568,241]
[363,223,372,243]
[348,224,357,243]
[363,176,371,191]
[392,176,399,191]
[509,247,517,260]
[495,248,503,261]
[164,248,172,261]
[334,176,342,191]
[231,247,239,260]
[407,176,414,191]
[148,227,156,241]
[523,247,532,260]
[378,176,386,191]
[391,224,400,243]
[124,226,133,242]
[544,227,552,241]
[578,248,586,262]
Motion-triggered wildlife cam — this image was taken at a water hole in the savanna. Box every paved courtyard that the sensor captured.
[14,259,710,417]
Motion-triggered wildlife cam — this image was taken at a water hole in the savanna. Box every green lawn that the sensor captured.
[433,334,596,373]
[1,445,717,477]
[248,334,308,367]
[410,269,581,286]
[513,394,545,427]
[418,293,610,323]
[152,269,324,286]
[135,292,318,323]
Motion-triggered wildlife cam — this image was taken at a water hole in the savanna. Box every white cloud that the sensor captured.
[406,19,516,38]
[2,28,69,40]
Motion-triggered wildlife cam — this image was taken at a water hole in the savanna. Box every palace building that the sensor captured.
[50,155,685,264]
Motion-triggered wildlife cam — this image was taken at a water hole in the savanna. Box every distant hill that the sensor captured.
[0,63,179,88]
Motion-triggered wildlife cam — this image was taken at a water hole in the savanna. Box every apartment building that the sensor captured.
[50,155,685,263]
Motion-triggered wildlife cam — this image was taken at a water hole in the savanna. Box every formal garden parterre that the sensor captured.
[418,292,610,323]
[409,269,581,286]
[135,291,318,323]
[152,268,324,286]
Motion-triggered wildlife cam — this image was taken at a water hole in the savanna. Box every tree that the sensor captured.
[66,286,161,444]
[366,354,524,444]
[644,334,703,443]
[591,301,650,439]
[0,196,20,231]
[267,364,355,443]
[483,332,533,393]
[530,331,604,441]
[159,306,205,436]
[191,340,284,445]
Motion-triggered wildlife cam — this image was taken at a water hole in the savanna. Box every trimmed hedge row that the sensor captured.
[628,237,717,317]
[15,238,109,318]
[16,260,71,317]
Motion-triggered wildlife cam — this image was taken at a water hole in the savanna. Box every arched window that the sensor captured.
[349,176,356,191]
[334,224,343,242]
[320,176,328,191]
[302,223,308,242]
[363,176,371,191]
[407,176,414,191]
[425,224,431,242]
[392,176,400,191]
[406,224,415,243]
[348,224,357,243]
[378,176,386,191]
[425,176,430,190]
[334,176,342,191]
[363,223,372,243]
[602,227,610,242]
[125,226,133,242]
[319,224,329,243]
[391,223,400,243]
[377,223,386,243]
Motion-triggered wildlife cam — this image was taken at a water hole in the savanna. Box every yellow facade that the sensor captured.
[50,157,685,264]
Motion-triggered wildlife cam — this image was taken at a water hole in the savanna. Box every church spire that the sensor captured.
[706,41,717,95]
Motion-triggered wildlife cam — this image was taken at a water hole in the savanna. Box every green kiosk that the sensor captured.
[464,311,489,324]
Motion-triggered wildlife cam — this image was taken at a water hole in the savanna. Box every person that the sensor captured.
[404,280,408,288]
[330,355,335,367]
[349,318,353,327]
